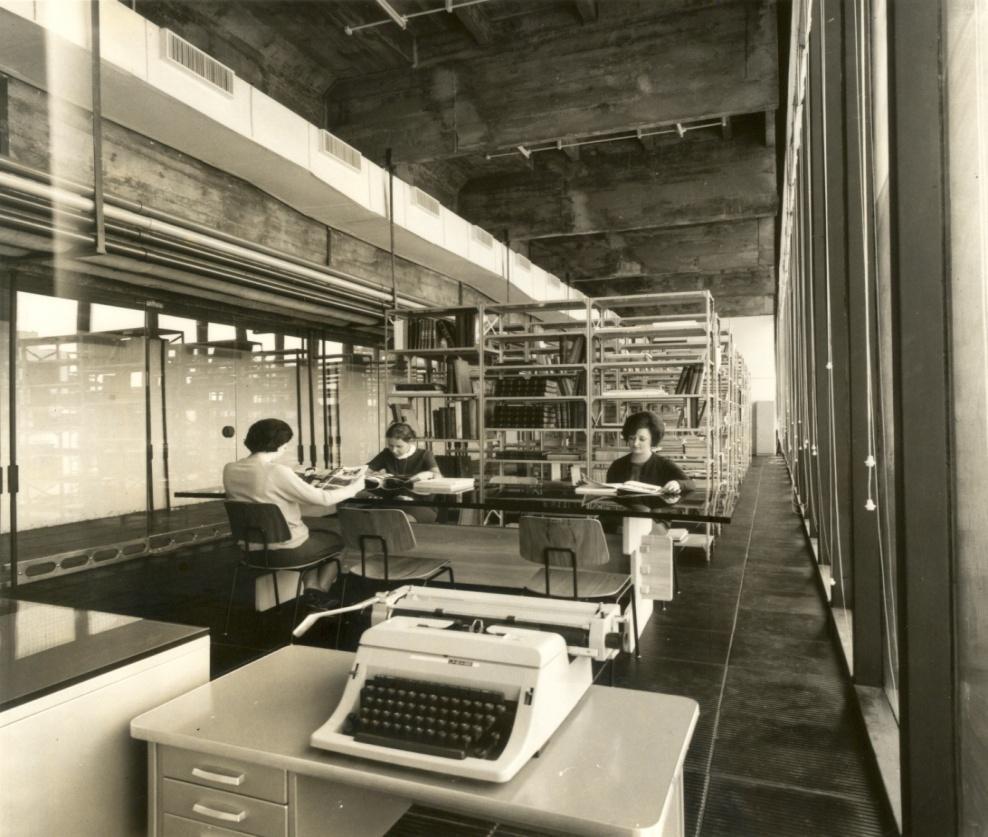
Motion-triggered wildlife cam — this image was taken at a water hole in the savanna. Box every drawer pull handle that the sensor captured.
[191,766,245,786]
[192,802,247,824]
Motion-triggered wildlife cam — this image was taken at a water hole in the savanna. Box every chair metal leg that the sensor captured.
[223,564,242,638]
[289,571,306,644]
[334,573,349,651]
[629,584,641,660]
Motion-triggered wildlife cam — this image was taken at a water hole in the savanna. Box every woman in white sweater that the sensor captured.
[223,418,364,598]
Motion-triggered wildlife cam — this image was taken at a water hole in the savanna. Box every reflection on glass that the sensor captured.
[16,292,148,535]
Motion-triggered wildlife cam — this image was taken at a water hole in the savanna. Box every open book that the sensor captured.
[303,465,367,490]
[363,472,414,490]
[574,478,680,497]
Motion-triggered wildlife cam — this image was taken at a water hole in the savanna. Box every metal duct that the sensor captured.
[0,163,425,313]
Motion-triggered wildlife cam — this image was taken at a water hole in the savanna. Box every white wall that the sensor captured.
[723,315,776,403]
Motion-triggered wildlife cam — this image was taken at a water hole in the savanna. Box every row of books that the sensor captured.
[395,312,478,350]
[431,403,478,440]
[488,403,587,429]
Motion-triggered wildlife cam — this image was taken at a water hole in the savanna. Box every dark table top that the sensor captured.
[175,481,736,524]
[346,482,736,524]
[0,599,208,713]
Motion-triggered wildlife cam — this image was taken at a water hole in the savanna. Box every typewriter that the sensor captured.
[308,586,629,782]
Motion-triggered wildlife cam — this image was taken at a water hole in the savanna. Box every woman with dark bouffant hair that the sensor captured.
[223,418,365,603]
[605,411,694,493]
[366,422,442,483]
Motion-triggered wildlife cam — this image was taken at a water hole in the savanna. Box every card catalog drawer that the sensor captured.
[163,812,247,836]
[162,747,287,803]
[162,779,287,837]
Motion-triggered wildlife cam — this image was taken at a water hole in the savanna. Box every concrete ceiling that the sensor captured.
[138,0,785,317]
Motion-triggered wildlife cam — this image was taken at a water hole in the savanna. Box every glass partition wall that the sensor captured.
[1,281,347,587]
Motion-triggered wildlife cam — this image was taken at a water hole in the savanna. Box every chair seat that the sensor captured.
[524,567,632,599]
[345,554,451,582]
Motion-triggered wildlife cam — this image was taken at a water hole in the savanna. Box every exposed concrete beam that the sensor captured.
[328,2,778,162]
[569,266,775,298]
[459,133,777,241]
[614,294,775,318]
[574,0,598,24]
[530,217,774,282]
[454,4,494,45]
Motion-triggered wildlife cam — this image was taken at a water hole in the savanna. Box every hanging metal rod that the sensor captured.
[484,118,728,160]
[345,0,494,34]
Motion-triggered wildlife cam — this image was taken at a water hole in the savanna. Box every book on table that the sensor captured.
[303,465,367,489]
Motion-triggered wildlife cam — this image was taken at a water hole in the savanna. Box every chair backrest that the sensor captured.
[518,516,610,569]
[337,506,416,556]
[224,501,292,548]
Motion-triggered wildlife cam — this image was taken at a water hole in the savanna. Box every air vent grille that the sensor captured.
[319,130,363,171]
[471,226,494,249]
[514,253,532,272]
[411,187,441,217]
[161,29,235,96]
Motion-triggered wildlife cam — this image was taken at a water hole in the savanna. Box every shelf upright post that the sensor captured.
[477,302,486,503]
[584,296,592,478]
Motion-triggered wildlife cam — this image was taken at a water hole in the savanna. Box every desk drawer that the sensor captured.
[162,778,287,837]
[163,812,248,836]
[162,747,287,803]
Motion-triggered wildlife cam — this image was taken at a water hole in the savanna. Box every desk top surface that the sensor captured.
[0,599,207,714]
[176,481,735,523]
[132,645,698,836]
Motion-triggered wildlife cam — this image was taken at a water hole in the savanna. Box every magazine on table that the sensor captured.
[301,465,367,489]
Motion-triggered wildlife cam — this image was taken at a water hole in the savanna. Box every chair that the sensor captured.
[337,506,454,587]
[519,515,640,660]
[222,501,343,640]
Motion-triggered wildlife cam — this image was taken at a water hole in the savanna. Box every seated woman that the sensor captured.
[606,411,695,493]
[223,418,364,605]
[366,422,441,523]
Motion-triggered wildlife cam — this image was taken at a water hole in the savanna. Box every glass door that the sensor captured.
[12,290,151,578]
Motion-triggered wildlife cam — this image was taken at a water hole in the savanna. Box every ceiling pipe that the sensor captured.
[483,118,727,161]
[0,156,392,293]
[0,167,426,312]
[345,0,494,34]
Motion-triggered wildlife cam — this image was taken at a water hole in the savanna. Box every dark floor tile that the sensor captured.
[740,566,817,592]
[636,623,733,665]
[699,776,898,837]
[728,631,842,678]
[211,641,268,679]
[651,591,740,631]
[710,711,880,798]
[739,587,825,617]
[735,606,830,642]
[720,665,851,727]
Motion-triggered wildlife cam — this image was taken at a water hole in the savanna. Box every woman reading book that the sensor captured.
[223,418,364,608]
[606,411,694,494]
[365,422,441,523]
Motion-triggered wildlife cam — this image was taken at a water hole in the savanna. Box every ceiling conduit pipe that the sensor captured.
[0,163,424,310]
[0,186,382,320]
[76,245,380,330]
[102,220,383,316]
[0,156,397,298]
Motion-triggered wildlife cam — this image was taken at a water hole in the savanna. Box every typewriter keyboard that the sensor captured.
[342,675,518,761]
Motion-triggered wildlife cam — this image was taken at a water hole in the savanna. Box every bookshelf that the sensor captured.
[384,307,484,479]
[383,293,751,518]
[481,300,591,487]
[588,293,723,493]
